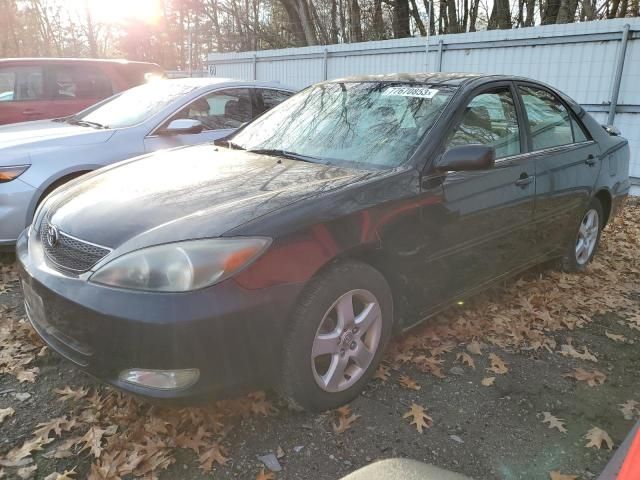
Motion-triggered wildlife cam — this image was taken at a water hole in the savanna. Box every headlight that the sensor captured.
[0,165,29,183]
[89,237,271,292]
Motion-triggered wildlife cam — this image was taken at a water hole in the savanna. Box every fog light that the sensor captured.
[118,368,199,390]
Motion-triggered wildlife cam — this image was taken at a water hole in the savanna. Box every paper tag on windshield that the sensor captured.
[382,87,439,98]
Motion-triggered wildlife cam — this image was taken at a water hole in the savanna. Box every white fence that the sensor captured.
[207,18,640,188]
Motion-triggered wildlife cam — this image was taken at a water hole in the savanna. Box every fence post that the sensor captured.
[608,24,631,125]
[323,48,328,80]
[252,54,257,81]
[436,40,444,72]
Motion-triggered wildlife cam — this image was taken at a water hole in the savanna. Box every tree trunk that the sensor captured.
[469,0,480,31]
[349,0,363,42]
[330,0,340,43]
[525,0,535,25]
[488,0,511,29]
[373,0,385,39]
[392,0,411,38]
[447,0,460,33]
[541,0,560,24]
[409,0,427,35]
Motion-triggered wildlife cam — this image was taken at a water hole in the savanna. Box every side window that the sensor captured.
[0,67,44,101]
[169,88,252,131]
[0,69,16,102]
[254,89,293,116]
[571,116,589,143]
[518,86,574,150]
[446,87,521,159]
[49,65,113,100]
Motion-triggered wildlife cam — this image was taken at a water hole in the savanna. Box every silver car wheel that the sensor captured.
[575,208,599,265]
[311,289,382,393]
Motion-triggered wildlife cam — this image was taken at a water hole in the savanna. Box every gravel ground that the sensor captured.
[0,204,639,480]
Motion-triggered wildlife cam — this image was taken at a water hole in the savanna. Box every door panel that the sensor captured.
[400,84,537,320]
[516,84,601,255]
[0,66,47,124]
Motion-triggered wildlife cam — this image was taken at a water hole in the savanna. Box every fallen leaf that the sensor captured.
[333,406,360,434]
[619,400,639,420]
[0,435,50,467]
[276,446,285,459]
[550,472,577,480]
[0,407,15,425]
[403,403,433,433]
[466,341,483,355]
[412,355,445,379]
[487,353,508,375]
[77,426,116,458]
[17,465,37,479]
[256,468,275,480]
[564,368,606,387]
[559,343,597,362]
[605,331,627,343]
[398,374,421,391]
[54,386,89,402]
[34,416,76,439]
[457,352,476,369]
[44,468,77,480]
[542,412,567,433]
[481,377,496,386]
[584,427,613,450]
[373,364,390,382]
[249,391,278,416]
[16,368,38,383]
[198,444,228,472]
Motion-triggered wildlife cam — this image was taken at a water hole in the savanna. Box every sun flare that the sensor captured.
[79,0,163,25]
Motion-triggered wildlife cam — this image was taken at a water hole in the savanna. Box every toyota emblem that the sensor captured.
[45,224,59,248]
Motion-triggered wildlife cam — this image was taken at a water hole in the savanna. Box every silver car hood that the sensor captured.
[0,120,115,165]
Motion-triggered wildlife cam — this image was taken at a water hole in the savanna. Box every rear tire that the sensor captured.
[561,198,603,273]
[280,260,393,412]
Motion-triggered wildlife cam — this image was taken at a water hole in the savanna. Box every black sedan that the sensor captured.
[17,73,630,411]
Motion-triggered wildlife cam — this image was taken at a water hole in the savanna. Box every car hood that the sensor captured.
[0,120,115,163]
[46,144,375,250]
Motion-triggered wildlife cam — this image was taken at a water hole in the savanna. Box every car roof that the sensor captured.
[324,72,525,87]
[156,77,296,92]
[0,58,161,67]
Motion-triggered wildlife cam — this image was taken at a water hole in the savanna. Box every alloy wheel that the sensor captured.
[575,208,599,265]
[311,289,382,393]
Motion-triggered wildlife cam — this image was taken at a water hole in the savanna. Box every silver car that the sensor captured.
[0,78,295,249]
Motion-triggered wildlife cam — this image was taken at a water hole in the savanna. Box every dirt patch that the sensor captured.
[0,201,639,480]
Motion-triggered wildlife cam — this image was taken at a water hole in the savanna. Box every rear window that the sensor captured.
[49,65,113,99]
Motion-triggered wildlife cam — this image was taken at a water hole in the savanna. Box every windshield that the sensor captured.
[75,81,199,129]
[231,82,455,168]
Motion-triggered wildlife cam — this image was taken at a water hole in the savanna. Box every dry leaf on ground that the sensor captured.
[333,406,360,433]
[374,364,390,382]
[620,400,639,420]
[17,465,37,479]
[466,341,483,355]
[605,331,627,343]
[44,468,77,480]
[256,468,275,480]
[481,377,496,386]
[541,412,567,433]
[398,374,421,390]
[199,444,228,472]
[487,353,509,374]
[584,427,613,450]
[0,407,15,425]
[550,472,577,480]
[564,368,606,387]
[53,386,89,402]
[403,403,433,433]
[457,352,476,369]
[559,342,597,362]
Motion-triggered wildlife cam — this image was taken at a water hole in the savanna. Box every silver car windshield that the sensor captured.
[231,82,455,168]
[76,82,199,129]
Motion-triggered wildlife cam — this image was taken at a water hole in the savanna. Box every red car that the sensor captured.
[0,58,165,125]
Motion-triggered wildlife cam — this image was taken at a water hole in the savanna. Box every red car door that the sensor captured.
[0,65,48,124]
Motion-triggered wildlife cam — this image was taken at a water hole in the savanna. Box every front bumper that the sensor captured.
[17,230,304,402]
[0,178,39,249]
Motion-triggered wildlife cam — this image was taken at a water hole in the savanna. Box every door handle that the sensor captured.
[21,109,42,116]
[515,175,535,187]
[585,154,597,166]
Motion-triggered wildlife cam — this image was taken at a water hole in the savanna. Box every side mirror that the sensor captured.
[602,124,621,136]
[162,119,204,135]
[436,145,496,172]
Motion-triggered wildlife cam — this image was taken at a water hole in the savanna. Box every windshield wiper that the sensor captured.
[248,148,323,164]
[66,117,109,129]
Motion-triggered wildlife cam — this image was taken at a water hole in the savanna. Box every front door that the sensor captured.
[406,82,538,320]
[515,83,601,256]
[144,88,254,153]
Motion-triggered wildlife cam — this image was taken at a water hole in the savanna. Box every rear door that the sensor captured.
[0,65,47,124]
[144,88,254,152]
[515,82,601,256]
[405,81,538,318]
[45,64,114,118]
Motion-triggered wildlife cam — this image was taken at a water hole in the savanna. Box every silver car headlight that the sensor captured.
[89,237,271,292]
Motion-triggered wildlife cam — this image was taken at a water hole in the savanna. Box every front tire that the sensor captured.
[280,260,393,412]
[561,198,603,272]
